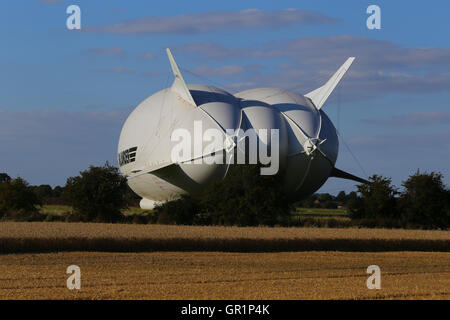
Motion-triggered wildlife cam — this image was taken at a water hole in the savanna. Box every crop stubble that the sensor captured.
[0,222,449,253]
[0,222,449,299]
[0,251,449,299]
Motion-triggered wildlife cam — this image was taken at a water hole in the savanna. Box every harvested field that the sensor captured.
[0,222,449,253]
[0,251,449,299]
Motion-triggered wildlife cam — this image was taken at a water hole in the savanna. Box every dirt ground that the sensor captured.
[0,251,448,299]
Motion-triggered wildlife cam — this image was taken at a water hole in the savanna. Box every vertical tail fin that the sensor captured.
[166,48,197,107]
[305,57,355,110]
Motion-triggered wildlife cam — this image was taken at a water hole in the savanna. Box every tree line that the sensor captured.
[0,165,449,229]
[347,173,449,229]
[0,164,139,222]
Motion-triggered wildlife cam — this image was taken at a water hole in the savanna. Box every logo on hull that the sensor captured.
[118,146,138,166]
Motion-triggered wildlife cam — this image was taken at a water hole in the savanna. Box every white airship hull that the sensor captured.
[118,49,363,209]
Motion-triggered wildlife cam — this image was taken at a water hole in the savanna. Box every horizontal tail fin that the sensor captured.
[330,167,368,184]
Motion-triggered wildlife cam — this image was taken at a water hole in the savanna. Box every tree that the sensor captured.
[336,191,347,203]
[0,177,41,219]
[346,191,358,203]
[295,194,316,208]
[32,184,53,203]
[319,193,333,202]
[63,163,128,222]
[318,193,337,209]
[348,174,399,220]
[52,186,64,198]
[154,164,291,226]
[0,173,11,183]
[399,171,449,229]
[199,165,291,226]
[155,195,200,225]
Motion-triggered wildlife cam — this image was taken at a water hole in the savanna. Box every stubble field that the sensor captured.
[0,222,449,299]
[0,222,449,253]
[0,251,449,299]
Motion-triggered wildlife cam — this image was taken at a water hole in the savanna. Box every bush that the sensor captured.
[155,195,200,225]
[348,174,399,220]
[399,171,449,229]
[154,165,291,226]
[0,177,41,219]
[62,163,128,222]
[200,165,291,226]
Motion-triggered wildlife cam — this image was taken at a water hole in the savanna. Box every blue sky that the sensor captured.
[1,0,450,194]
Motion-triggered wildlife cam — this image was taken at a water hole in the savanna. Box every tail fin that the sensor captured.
[305,57,355,110]
[330,167,368,184]
[166,48,197,107]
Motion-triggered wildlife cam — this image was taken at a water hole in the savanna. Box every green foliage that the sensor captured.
[0,173,11,183]
[346,191,358,203]
[293,194,318,208]
[319,193,333,202]
[316,193,337,209]
[293,191,357,210]
[348,171,449,229]
[155,195,200,225]
[123,186,141,207]
[154,165,291,226]
[335,191,347,202]
[62,163,128,222]
[200,165,291,226]
[399,171,450,229]
[52,186,64,198]
[348,174,399,220]
[31,184,53,202]
[0,177,41,219]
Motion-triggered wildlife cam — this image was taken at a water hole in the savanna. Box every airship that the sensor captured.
[118,49,367,209]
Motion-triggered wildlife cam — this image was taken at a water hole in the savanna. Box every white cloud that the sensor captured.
[137,52,156,60]
[85,9,338,34]
[191,65,246,77]
[177,35,450,99]
[91,66,135,74]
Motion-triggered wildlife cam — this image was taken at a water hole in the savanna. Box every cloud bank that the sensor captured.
[176,35,450,99]
[86,9,338,34]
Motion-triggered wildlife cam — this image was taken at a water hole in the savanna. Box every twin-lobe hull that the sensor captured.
[117,49,363,209]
